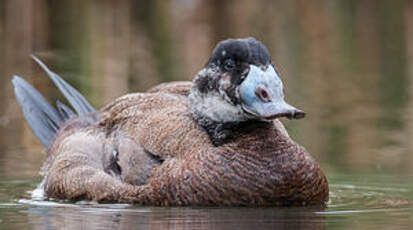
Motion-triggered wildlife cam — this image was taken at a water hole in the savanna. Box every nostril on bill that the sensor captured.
[255,87,271,102]
[293,110,306,119]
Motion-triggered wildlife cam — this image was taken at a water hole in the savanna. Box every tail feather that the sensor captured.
[31,55,95,115]
[12,56,96,147]
[56,100,76,121]
[12,76,63,147]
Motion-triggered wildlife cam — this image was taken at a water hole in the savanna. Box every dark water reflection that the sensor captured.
[22,205,326,230]
[1,0,413,229]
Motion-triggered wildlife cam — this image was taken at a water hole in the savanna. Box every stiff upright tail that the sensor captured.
[12,56,96,147]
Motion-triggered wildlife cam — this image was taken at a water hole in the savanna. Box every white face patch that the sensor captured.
[221,50,226,56]
[189,91,246,123]
[189,67,250,123]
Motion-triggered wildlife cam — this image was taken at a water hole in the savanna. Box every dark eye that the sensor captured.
[224,59,235,71]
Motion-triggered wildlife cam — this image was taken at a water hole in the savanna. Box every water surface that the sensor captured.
[0,148,411,230]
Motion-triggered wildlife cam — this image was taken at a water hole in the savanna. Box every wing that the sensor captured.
[98,87,211,161]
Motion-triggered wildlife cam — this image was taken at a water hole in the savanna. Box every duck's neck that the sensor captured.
[189,87,269,146]
[194,112,270,146]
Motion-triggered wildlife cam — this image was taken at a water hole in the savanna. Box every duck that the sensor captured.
[12,37,329,206]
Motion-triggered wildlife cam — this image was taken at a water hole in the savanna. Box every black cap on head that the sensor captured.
[206,37,271,68]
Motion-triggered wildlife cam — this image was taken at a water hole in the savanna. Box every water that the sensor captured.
[1,0,413,229]
[0,180,412,230]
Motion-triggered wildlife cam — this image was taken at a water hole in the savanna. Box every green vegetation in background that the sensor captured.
[323,0,356,171]
[277,2,306,141]
[47,1,92,106]
[134,0,178,82]
[377,0,407,131]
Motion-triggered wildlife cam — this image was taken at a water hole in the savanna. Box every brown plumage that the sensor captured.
[13,38,329,206]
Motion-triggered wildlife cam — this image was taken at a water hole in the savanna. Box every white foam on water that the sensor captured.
[29,180,46,201]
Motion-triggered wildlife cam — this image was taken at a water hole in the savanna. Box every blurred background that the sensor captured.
[0,0,413,182]
[1,1,413,229]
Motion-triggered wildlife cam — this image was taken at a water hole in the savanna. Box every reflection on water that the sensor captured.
[21,204,326,230]
[1,0,413,229]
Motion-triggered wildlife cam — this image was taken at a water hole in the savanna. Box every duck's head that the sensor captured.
[189,37,305,124]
